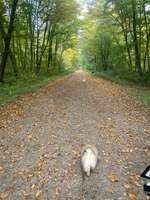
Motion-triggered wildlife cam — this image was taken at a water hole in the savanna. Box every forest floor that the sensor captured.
[0,70,150,200]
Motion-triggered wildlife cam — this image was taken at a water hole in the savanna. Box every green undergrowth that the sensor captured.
[131,89,150,106]
[0,68,74,106]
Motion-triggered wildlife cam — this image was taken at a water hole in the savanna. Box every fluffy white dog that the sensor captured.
[81,145,98,177]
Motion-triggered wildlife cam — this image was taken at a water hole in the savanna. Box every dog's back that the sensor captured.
[81,145,98,176]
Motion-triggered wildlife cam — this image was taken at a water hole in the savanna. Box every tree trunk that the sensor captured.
[54,36,59,68]
[35,12,40,75]
[38,20,49,68]
[119,9,133,71]
[143,0,150,72]
[131,0,142,77]
[48,39,53,70]
[0,0,18,82]
[0,17,18,77]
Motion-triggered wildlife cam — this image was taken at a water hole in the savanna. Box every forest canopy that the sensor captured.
[0,0,150,83]
[0,0,79,82]
[80,0,150,83]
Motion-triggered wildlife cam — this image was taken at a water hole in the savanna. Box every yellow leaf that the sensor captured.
[0,192,9,199]
[31,184,36,189]
[35,190,42,198]
[128,192,137,200]
[108,173,119,182]
[124,184,130,189]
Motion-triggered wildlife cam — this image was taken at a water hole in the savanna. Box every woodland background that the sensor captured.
[0,0,150,105]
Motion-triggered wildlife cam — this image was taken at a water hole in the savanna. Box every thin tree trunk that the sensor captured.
[48,39,53,69]
[131,0,142,77]
[54,36,59,68]
[119,10,133,71]
[38,20,49,67]
[10,34,17,77]
[0,17,18,77]
[35,11,40,75]
[0,0,18,82]
[23,37,28,71]
[143,0,150,72]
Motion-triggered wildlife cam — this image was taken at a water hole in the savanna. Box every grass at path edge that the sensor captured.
[0,69,74,106]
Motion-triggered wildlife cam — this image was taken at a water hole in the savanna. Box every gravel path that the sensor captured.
[0,71,150,200]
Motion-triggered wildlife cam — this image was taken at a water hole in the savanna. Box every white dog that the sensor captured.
[81,145,98,177]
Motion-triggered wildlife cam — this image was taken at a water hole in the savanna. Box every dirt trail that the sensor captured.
[0,71,149,200]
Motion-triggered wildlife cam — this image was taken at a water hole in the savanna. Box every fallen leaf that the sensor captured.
[0,192,9,199]
[31,184,36,189]
[55,187,60,197]
[0,166,5,174]
[28,134,33,139]
[35,190,42,198]
[128,192,137,200]
[108,173,119,182]
[124,184,130,189]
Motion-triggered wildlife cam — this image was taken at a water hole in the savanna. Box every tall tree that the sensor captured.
[0,0,18,82]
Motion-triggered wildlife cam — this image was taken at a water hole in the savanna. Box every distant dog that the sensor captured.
[81,145,98,177]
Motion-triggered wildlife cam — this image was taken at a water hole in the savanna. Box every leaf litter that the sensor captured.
[0,71,149,199]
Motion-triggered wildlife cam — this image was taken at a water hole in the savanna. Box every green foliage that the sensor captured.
[132,89,150,106]
[0,0,79,81]
[0,0,150,104]
[80,0,150,83]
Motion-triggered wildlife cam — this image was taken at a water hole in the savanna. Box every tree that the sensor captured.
[0,0,79,81]
[80,0,150,82]
[0,0,18,82]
